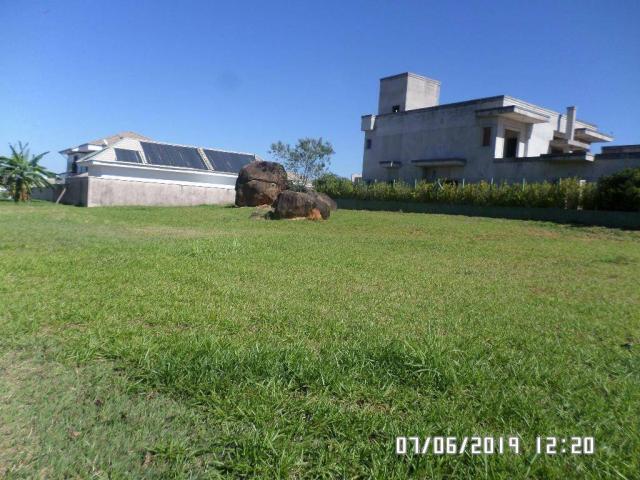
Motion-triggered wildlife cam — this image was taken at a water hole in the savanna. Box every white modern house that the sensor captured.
[361,72,640,183]
[48,132,260,206]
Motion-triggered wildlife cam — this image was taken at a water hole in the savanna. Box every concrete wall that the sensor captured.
[86,177,234,207]
[32,176,89,205]
[34,174,235,207]
[76,159,237,206]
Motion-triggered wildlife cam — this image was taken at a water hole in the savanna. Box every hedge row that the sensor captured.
[314,168,640,212]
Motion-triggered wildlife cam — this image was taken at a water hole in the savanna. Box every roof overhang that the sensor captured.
[59,144,104,155]
[574,128,613,143]
[476,105,549,124]
[411,158,466,167]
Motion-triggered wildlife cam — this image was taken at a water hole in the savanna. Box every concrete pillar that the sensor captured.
[494,119,505,158]
[566,106,576,140]
[523,124,533,157]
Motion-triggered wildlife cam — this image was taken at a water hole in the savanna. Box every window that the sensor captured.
[392,105,400,113]
[365,138,372,149]
[503,129,519,158]
[482,127,491,147]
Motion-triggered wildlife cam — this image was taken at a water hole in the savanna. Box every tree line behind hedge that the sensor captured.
[314,168,640,212]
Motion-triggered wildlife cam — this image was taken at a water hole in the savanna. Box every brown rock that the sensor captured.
[273,190,330,220]
[235,161,288,207]
[307,191,337,211]
[307,208,323,220]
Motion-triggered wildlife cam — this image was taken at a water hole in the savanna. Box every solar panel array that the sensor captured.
[202,149,253,174]
[140,142,206,170]
[114,148,142,163]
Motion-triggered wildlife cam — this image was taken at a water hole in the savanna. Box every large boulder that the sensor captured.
[273,190,330,220]
[307,191,337,212]
[235,161,287,207]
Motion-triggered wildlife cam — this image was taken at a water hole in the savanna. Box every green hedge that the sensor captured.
[314,170,640,212]
[595,168,640,212]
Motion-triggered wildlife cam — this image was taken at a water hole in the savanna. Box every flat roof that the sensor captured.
[373,95,506,118]
[380,72,441,85]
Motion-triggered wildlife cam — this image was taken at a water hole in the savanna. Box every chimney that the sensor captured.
[566,106,576,140]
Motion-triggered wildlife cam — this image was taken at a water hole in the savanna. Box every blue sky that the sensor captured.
[1,0,639,176]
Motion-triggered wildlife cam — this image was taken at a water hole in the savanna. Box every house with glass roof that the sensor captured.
[51,132,260,206]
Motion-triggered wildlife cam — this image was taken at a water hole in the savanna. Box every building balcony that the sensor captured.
[574,128,613,143]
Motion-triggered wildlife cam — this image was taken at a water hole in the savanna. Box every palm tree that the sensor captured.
[0,142,54,202]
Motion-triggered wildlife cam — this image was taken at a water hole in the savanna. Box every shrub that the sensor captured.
[314,176,607,211]
[313,173,354,198]
[595,168,640,212]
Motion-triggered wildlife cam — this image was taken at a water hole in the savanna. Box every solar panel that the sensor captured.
[202,149,253,173]
[140,142,206,170]
[114,148,142,163]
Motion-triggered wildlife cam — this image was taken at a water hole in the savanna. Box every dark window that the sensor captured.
[482,127,491,147]
[503,130,519,158]
[392,105,400,113]
[365,138,372,149]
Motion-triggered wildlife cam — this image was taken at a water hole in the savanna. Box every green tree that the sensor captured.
[269,138,334,190]
[0,142,54,202]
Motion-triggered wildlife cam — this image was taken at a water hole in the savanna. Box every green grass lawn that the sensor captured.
[1,202,639,478]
